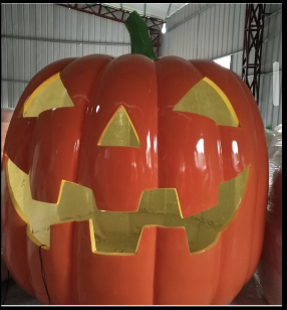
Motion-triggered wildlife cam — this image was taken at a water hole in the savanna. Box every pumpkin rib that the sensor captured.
[222,81,260,304]
[1,57,79,304]
[27,57,85,305]
[58,55,115,305]
[187,60,227,184]
[230,71,268,283]
[183,60,227,305]
[226,71,260,288]
[188,60,263,305]
[154,57,223,304]
[73,54,158,304]
[73,56,114,304]
[21,55,102,304]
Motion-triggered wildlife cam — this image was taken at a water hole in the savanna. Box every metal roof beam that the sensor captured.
[165,3,172,20]
[55,3,165,57]
[55,3,165,28]
[167,3,214,32]
[1,35,130,46]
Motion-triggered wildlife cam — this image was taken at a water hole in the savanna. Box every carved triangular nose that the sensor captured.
[97,105,141,147]
[138,188,182,217]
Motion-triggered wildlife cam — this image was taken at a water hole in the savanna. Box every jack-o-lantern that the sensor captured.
[1,11,268,305]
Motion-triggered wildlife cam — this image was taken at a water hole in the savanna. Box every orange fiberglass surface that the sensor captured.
[1,12,268,305]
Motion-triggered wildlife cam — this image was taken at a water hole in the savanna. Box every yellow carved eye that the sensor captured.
[21,73,74,118]
[97,105,141,147]
[173,77,239,127]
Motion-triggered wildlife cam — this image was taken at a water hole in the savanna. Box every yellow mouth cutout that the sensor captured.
[5,155,249,255]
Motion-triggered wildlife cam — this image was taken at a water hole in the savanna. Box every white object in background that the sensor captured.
[273,61,279,107]
[213,55,231,69]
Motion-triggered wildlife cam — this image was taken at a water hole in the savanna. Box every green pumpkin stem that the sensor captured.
[125,11,157,60]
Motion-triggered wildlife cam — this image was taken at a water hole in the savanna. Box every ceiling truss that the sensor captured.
[55,3,165,57]
[242,4,266,104]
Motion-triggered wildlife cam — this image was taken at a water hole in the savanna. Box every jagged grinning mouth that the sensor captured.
[4,155,249,255]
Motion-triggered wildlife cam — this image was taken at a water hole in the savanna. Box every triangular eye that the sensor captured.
[21,73,74,118]
[173,77,239,127]
[98,106,141,147]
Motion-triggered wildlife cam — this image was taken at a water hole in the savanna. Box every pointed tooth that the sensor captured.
[138,189,182,217]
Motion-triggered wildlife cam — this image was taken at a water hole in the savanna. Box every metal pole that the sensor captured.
[242,4,266,104]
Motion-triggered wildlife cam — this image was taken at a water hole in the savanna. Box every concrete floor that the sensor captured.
[1,277,41,305]
[1,273,269,306]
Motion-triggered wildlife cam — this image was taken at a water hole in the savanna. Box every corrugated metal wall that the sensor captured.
[1,3,131,109]
[1,3,282,129]
[162,3,246,60]
[260,5,282,130]
[230,4,282,130]
[162,3,282,130]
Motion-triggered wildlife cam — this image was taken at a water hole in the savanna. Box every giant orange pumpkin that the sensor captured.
[1,12,268,305]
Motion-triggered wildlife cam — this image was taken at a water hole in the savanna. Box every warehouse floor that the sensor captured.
[1,277,41,305]
[1,273,268,306]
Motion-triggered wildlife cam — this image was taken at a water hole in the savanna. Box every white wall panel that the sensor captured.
[1,3,131,109]
[261,11,282,73]
[162,3,282,130]
[1,2,282,130]
[259,71,282,130]
[230,7,282,130]
[1,81,28,109]
[162,3,246,60]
